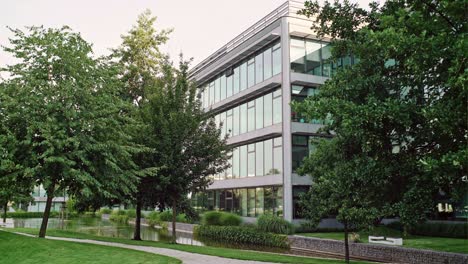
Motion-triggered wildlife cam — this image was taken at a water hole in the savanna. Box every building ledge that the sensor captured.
[227,123,282,147]
[291,72,328,86]
[205,73,282,114]
[208,174,282,190]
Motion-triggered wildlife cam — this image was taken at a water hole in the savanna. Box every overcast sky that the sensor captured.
[0,0,376,71]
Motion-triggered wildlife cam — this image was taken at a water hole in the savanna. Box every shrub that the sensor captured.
[99,208,112,215]
[125,209,136,218]
[410,222,467,239]
[5,211,59,218]
[202,211,242,226]
[109,210,129,224]
[194,225,289,248]
[202,211,223,226]
[147,211,161,227]
[219,212,242,226]
[257,214,294,235]
[158,210,188,223]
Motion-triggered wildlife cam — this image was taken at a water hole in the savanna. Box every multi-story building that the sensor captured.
[26,185,68,212]
[189,0,355,222]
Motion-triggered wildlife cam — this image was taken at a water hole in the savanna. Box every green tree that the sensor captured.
[112,10,171,241]
[2,26,139,237]
[144,57,230,242]
[296,0,466,262]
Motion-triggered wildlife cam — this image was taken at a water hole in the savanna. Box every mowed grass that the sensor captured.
[298,227,468,254]
[0,231,181,264]
[8,228,372,264]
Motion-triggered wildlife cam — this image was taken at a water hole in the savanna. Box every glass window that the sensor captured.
[247,101,255,132]
[233,66,240,94]
[226,110,233,137]
[322,44,332,77]
[240,62,247,91]
[273,89,282,124]
[209,82,214,105]
[240,104,247,134]
[226,153,233,179]
[232,147,239,178]
[264,93,272,127]
[215,77,220,103]
[290,38,305,73]
[219,112,226,138]
[292,135,308,171]
[275,187,283,217]
[240,145,247,178]
[255,141,264,176]
[247,58,255,88]
[226,75,233,98]
[263,48,272,80]
[233,106,240,136]
[203,86,209,108]
[272,43,282,75]
[220,75,226,101]
[248,150,255,177]
[264,187,274,215]
[241,189,248,216]
[264,139,273,175]
[255,96,263,129]
[256,188,264,216]
[248,188,256,217]
[273,137,282,175]
[255,53,263,84]
[305,40,322,75]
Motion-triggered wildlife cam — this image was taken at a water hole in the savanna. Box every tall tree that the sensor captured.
[144,57,230,242]
[2,26,139,237]
[296,0,466,262]
[112,10,171,241]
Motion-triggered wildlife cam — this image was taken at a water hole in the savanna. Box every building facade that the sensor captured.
[26,185,68,212]
[189,0,354,222]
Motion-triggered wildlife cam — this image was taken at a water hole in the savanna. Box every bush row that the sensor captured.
[387,221,468,239]
[257,214,294,235]
[3,211,59,218]
[146,210,188,227]
[194,225,289,248]
[202,211,242,226]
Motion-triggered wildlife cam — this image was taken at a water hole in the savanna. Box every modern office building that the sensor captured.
[26,185,68,212]
[189,0,355,222]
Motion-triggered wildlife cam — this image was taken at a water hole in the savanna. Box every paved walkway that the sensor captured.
[9,231,276,264]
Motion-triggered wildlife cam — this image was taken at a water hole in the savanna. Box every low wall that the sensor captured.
[289,235,468,264]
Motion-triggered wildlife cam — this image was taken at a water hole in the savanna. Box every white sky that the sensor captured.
[0,0,376,71]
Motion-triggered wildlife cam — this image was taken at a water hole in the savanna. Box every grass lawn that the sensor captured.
[0,231,180,264]
[298,227,468,254]
[6,228,371,264]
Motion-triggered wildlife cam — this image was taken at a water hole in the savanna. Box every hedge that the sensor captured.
[194,225,289,248]
[202,211,242,226]
[3,212,59,218]
[257,214,294,235]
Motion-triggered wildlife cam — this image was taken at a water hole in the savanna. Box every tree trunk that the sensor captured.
[133,193,142,241]
[39,185,55,238]
[343,220,350,264]
[2,202,7,223]
[171,199,177,243]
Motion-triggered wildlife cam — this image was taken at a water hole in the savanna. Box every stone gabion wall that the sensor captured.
[289,235,468,264]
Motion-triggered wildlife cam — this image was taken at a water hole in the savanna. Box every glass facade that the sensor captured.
[214,137,283,180]
[291,85,322,124]
[292,135,319,171]
[290,37,354,77]
[191,186,283,217]
[214,89,282,138]
[201,41,282,108]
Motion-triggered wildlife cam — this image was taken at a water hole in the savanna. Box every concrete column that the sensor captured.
[280,17,293,222]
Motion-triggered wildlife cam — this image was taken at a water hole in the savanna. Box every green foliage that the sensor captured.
[146,211,161,227]
[388,221,468,239]
[256,215,294,235]
[99,208,112,215]
[296,0,467,235]
[202,211,242,226]
[109,210,129,224]
[125,209,137,218]
[158,210,188,223]
[194,225,289,249]
[1,26,141,236]
[5,211,59,218]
